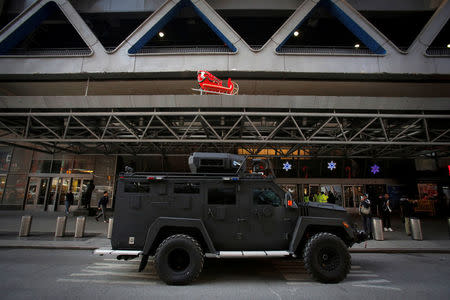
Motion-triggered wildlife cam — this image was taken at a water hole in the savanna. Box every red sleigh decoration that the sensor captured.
[194,70,239,95]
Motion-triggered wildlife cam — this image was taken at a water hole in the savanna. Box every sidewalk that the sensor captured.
[0,210,111,250]
[0,211,449,253]
[349,213,450,253]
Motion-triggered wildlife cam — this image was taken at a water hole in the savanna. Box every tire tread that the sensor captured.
[303,232,351,283]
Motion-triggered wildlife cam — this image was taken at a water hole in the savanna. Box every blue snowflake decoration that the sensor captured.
[327,161,336,171]
[371,164,380,175]
[283,161,292,172]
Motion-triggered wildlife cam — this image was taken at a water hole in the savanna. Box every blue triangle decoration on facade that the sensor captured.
[128,0,237,54]
[0,1,90,55]
[276,0,386,55]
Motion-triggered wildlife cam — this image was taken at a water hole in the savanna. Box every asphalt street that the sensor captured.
[0,249,449,300]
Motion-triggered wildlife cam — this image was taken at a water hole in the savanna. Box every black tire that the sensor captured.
[303,232,351,283]
[154,234,204,285]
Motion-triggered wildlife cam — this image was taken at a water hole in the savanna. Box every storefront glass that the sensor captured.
[2,174,27,206]
[0,176,6,201]
[0,147,12,173]
[321,185,343,206]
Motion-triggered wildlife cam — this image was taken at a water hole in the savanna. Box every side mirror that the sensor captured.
[284,192,297,209]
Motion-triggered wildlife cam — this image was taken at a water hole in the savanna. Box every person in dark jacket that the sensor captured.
[359,194,372,239]
[65,190,74,215]
[95,191,109,223]
[382,193,393,231]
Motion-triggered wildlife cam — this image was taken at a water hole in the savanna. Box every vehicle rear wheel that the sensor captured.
[303,232,350,283]
[154,234,204,285]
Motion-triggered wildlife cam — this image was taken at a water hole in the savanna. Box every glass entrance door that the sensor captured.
[25,177,49,210]
[343,185,364,210]
[56,178,70,212]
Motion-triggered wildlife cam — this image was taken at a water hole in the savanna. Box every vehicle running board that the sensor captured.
[94,248,143,256]
[206,251,291,258]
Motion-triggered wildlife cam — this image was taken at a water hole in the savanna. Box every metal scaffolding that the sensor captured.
[0,109,449,158]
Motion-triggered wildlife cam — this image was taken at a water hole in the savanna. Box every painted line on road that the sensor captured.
[352,284,402,291]
[350,265,361,269]
[286,282,321,286]
[348,279,390,284]
[349,270,373,274]
[347,274,379,277]
[57,278,156,285]
[70,271,158,279]
[103,258,141,263]
[80,268,156,275]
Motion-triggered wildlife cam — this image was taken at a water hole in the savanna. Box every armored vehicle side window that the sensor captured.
[253,188,281,206]
[174,183,200,194]
[124,181,151,193]
[208,187,236,205]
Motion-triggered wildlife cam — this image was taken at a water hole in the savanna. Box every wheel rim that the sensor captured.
[318,247,340,271]
[167,248,190,272]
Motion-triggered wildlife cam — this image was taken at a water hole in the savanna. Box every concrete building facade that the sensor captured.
[0,0,449,213]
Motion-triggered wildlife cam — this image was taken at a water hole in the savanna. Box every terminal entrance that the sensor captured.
[25,175,93,211]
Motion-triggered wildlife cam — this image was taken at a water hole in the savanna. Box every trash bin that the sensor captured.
[405,217,411,236]
[372,217,384,241]
[410,217,423,240]
[19,215,32,237]
[55,216,67,237]
[75,216,86,238]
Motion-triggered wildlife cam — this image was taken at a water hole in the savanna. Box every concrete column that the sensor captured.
[74,216,86,238]
[372,217,384,241]
[107,218,113,239]
[19,215,32,237]
[55,216,67,237]
[410,218,423,240]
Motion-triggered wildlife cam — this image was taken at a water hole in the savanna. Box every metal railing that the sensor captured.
[426,48,450,56]
[136,45,233,54]
[278,46,374,55]
[2,48,92,56]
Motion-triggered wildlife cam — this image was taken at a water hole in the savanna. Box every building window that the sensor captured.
[208,187,236,205]
[124,182,151,193]
[174,183,200,194]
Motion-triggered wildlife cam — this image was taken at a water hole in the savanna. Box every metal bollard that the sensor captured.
[372,217,384,241]
[405,217,411,236]
[410,217,423,240]
[19,216,32,237]
[55,216,67,237]
[107,218,114,239]
[75,216,86,238]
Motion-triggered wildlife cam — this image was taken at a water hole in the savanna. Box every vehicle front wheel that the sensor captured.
[154,234,204,285]
[303,232,351,283]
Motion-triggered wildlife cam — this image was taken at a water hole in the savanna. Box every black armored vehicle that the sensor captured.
[98,153,365,285]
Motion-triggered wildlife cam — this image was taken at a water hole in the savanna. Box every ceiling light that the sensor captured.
[293,31,299,37]
[158,32,165,38]
[354,44,360,48]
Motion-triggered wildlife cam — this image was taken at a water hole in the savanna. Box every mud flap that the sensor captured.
[139,254,149,272]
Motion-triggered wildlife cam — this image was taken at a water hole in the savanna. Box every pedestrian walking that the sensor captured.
[65,190,74,215]
[382,193,393,231]
[95,191,109,223]
[359,194,372,239]
[400,196,418,235]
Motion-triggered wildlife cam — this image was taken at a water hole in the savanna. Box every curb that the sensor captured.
[0,245,98,250]
[349,248,450,254]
